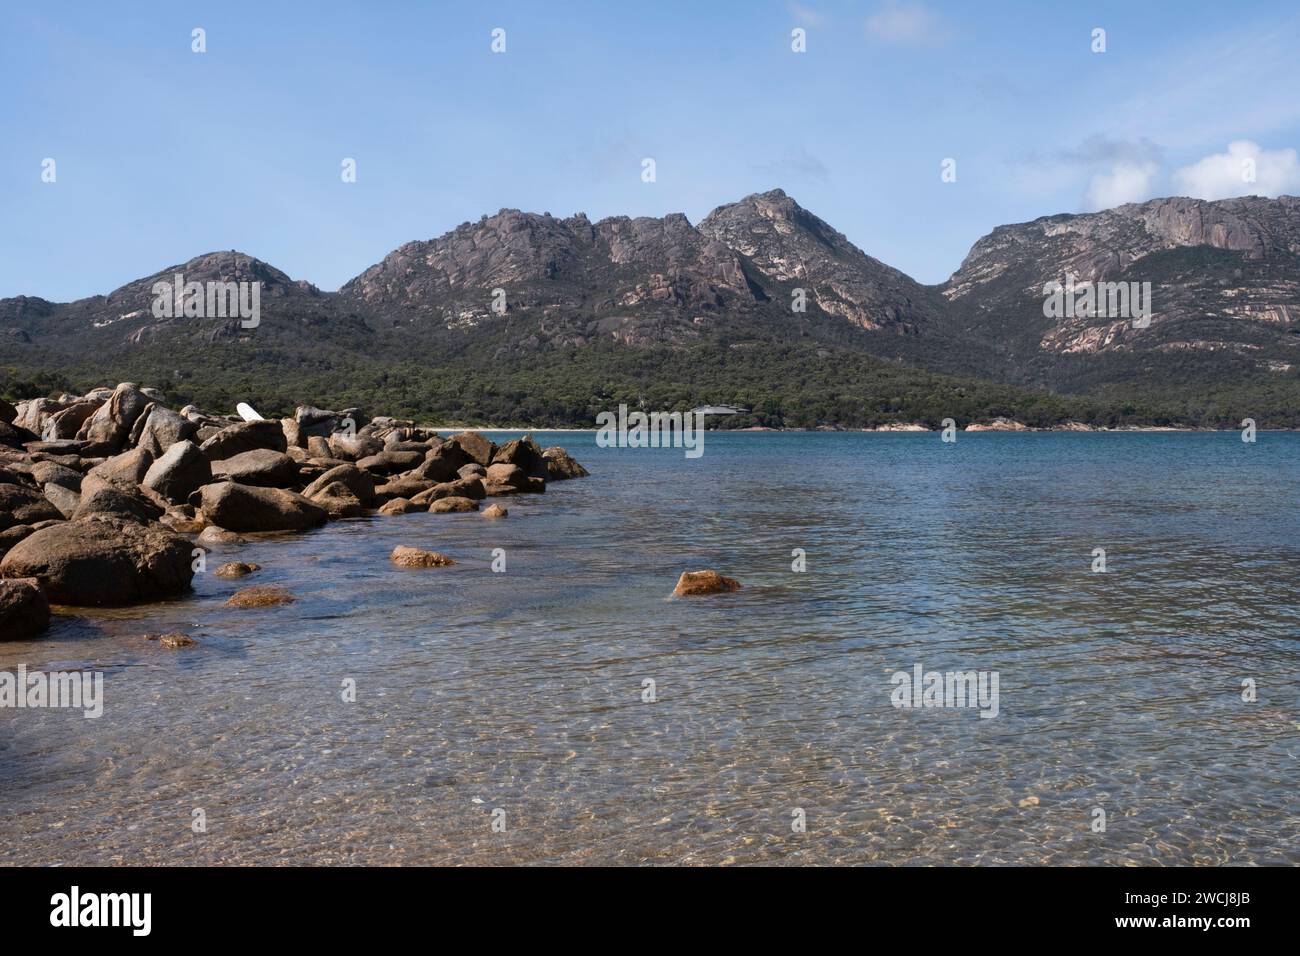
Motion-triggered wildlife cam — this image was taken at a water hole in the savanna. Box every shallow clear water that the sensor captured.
[2,431,1298,865]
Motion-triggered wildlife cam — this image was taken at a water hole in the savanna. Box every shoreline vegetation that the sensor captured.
[0,382,589,640]
[8,335,1300,436]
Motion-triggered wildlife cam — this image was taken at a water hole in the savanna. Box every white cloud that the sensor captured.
[1085,161,1161,210]
[864,2,948,46]
[1173,140,1300,200]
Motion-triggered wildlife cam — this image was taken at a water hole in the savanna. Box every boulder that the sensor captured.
[357,448,426,475]
[0,421,38,450]
[196,526,245,547]
[310,481,366,519]
[0,578,49,639]
[485,462,530,490]
[543,446,590,479]
[15,398,66,435]
[428,496,479,513]
[199,420,287,460]
[0,483,63,530]
[42,483,81,519]
[492,436,549,480]
[414,448,463,482]
[142,440,212,504]
[305,436,332,458]
[211,449,299,488]
[72,475,163,523]
[374,476,434,501]
[0,525,34,560]
[280,417,303,449]
[214,561,260,578]
[327,433,383,461]
[390,546,454,568]
[672,570,742,597]
[445,431,495,467]
[42,401,100,441]
[31,460,82,491]
[87,446,154,490]
[0,516,194,606]
[197,482,327,533]
[457,463,486,479]
[482,504,508,518]
[131,404,198,456]
[301,464,374,504]
[378,497,420,515]
[76,383,152,453]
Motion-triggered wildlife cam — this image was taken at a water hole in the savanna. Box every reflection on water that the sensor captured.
[1,432,1297,865]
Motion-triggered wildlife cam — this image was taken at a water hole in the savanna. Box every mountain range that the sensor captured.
[4,190,1299,428]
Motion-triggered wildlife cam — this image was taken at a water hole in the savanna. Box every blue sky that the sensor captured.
[2,0,1298,300]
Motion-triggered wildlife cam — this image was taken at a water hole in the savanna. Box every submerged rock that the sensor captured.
[481,504,508,518]
[390,546,454,568]
[226,585,296,608]
[214,561,260,578]
[672,570,742,597]
[146,631,197,648]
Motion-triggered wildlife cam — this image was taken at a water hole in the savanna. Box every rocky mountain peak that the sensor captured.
[697,190,939,332]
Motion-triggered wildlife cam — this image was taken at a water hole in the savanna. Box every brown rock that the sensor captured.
[214,561,260,578]
[310,481,366,518]
[481,504,508,518]
[672,570,742,597]
[87,446,154,489]
[199,420,287,461]
[226,585,296,608]
[428,496,479,513]
[390,546,454,568]
[542,446,590,480]
[197,482,327,533]
[378,497,420,515]
[0,516,194,606]
[142,440,212,504]
[210,448,299,487]
[301,464,374,504]
[374,475,434,501]
[146,631,197,648]
[196,526,244,546]
[445,431,495,467]
[0,483,63,530]
[0,578,50,639]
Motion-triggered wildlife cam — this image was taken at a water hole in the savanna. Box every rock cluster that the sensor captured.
[0,383,587,634]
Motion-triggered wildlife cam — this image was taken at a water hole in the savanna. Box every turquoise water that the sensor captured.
[1,431,1297,864]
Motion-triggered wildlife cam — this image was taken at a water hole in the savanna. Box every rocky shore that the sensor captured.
[0,383,588,638]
